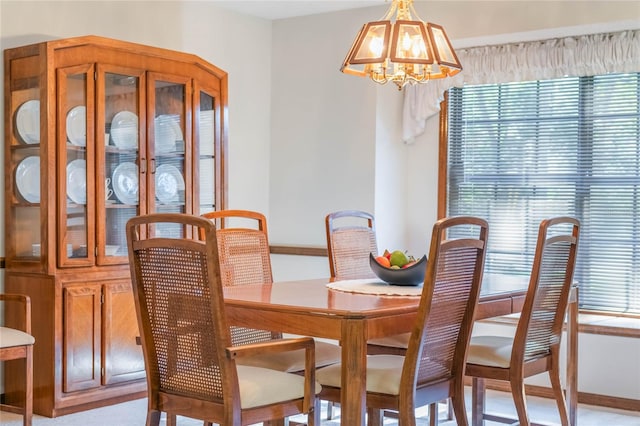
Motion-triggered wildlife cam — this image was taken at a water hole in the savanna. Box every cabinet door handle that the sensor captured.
[140,158,147,174]
[150,158,156,174]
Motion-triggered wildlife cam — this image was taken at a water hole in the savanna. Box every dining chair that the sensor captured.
[126,213,320,426]
[0,294,35,426]
[325,209,447,423]
[325,210,409,347]
[465,216,580,426]
[317,215,489,426]
[325,209,378,280]
[201,209,341,368]
[202,210,341,424]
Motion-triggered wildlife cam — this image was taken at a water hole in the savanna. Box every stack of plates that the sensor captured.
[155,114,183,153]
[199,110,214,156]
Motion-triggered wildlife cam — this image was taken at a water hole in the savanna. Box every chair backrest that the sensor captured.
[513,217,580,364]
[127,213,234,404]
[325,210,378,279]
[201,210,280,345]
[403,216,488,391]
[201,210,273,287]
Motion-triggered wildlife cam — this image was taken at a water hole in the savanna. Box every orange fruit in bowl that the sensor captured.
[375,255,391,268]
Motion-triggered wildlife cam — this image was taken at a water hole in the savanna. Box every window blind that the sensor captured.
[446,73,640,314]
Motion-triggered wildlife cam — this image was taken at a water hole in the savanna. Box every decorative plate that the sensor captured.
[15,156,41,202]
[66,105,87,146]
[66,159,87,204]
[16,100,40,144]
[110,111,138,149]
[112,162,139,205]
[155,164,185,204]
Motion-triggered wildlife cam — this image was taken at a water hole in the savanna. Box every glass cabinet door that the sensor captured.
[9,67,42,262]
[196,88,217,216]
[57,64,94,266]
[148,73,190,239]
[96,66,144,264]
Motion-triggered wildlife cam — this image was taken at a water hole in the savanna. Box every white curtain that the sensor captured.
[402,29,640,143]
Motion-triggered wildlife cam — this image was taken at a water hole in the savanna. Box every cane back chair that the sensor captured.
[201,209,341,373]
[126,213,320,425]
[465,217,580,426]
[317,216,489,426]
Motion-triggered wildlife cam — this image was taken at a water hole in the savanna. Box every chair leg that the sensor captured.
[25,346,33,426]
[510,376,531,426]
[166,413,177,426]
[450,380,469,426]
[146,410,161,426]
[367,408,383,426]
[549,357,570,426]
[471,377,485,426]
[429,403,439,426]
[326,401,334,420]
[311,397,321,426]
[446,398,454,420]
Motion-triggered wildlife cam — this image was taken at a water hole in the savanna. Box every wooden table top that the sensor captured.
[223,274,530,315]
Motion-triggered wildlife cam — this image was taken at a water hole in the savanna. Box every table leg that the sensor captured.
[341,318,367,426]
[566,287,578,426]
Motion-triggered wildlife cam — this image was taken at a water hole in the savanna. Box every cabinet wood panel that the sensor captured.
[63,285,101,392]
[102,281,145,385]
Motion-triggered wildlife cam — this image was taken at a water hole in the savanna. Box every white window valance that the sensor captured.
[402,29,640,143]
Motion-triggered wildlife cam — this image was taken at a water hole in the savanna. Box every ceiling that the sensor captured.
[212,0,385,20]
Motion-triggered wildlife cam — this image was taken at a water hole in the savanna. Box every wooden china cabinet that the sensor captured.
[3,35,227,416]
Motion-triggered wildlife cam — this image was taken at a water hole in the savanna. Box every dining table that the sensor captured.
[223,275,578,426]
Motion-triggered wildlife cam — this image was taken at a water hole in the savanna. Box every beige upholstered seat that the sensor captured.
[318,216,489,426]
[126,213,320,425]
[0,294,35,426]
[465,217,580,426]
[201,210,342,373]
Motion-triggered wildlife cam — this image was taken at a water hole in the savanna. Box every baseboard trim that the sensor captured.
[465,378,640,412]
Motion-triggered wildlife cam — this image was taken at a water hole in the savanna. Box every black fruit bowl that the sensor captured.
[369,253,428,286]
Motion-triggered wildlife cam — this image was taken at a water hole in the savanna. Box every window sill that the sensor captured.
[477,312,640,339]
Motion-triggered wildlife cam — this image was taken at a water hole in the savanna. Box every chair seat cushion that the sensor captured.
[237,365,322,408]
[316,354,404,395]
[237,340,341,372]
[165,365,321,409]
[466,335,513,368]
[367,333,410,349]
[0,326,35,348]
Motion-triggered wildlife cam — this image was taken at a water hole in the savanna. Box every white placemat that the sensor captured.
[327,279,423,296]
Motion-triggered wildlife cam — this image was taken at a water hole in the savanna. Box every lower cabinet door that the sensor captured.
[102,280,145,385]
[63,284,102,392]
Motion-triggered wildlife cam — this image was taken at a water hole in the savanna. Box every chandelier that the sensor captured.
[341,0,462,90]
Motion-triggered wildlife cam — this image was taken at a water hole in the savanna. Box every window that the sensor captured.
[443,72,640,315]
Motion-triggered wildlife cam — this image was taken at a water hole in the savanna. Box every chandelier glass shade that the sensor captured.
[341,0,462,90]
